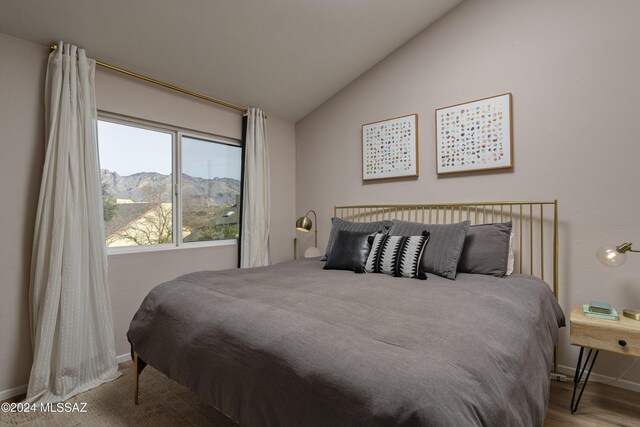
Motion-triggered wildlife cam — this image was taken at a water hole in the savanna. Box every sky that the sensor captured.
[183,136,241,180]
[98,120,241,180]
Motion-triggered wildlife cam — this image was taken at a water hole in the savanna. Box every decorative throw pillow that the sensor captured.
[323,230,378,272]
[506,231,515,275]
[322,218,392,261]
[365,232,430,279]
[388,220,470,280]
[457,222,512,277]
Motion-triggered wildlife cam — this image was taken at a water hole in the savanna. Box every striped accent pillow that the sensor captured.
[388,220,470,280]
[365,232,429,279]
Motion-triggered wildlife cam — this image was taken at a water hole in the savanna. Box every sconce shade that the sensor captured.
[596,244,628,267]
[296,216,312,232]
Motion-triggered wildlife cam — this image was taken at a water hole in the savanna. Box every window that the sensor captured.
[181,136,242,242]
[98,117,242,251]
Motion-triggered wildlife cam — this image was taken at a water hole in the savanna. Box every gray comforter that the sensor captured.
[127,258,565,427]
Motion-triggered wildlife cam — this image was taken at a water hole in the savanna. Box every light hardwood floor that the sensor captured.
[2,362,639,426]
[546,379,640,426]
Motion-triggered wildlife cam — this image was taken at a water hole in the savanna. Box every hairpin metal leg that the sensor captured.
[134,352,139,405]
[570,347,599,413]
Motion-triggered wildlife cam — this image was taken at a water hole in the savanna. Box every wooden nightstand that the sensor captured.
[569,304,640,413]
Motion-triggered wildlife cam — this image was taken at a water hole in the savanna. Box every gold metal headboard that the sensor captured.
[334,200,560,373]
[334,200,559,299]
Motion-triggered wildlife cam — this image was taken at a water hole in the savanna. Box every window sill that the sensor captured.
[107,239,238,256]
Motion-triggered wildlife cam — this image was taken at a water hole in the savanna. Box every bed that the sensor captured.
[127,201,565,426]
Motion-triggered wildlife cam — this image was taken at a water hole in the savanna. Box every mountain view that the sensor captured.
[101,170,240,205]
[101,169,240,247]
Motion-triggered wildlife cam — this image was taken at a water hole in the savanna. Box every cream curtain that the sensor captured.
[26,42,119,404]
[240,108,271,268]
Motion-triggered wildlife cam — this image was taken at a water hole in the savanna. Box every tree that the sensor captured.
[102,182,117,222]
[110,184,173,245]
[190,224,239,241]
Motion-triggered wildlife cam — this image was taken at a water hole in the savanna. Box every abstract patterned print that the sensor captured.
[362,114,417,180]
[365,233,429,279]
[436,94,511,174]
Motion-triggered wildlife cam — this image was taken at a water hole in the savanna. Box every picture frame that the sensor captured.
[435,93,513,175]
[362,113,418,182]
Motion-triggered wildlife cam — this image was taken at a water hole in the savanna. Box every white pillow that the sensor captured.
[506,231,515,275]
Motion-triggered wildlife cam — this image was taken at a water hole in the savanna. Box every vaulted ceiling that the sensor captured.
[0,0,462,121]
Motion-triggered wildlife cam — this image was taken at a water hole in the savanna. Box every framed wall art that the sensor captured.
[435,93,512,175]
[362,113,418,181]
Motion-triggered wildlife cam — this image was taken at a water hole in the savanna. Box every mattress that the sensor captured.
[127,258,565,426]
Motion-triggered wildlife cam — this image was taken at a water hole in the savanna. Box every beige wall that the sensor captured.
[295,0,640,385]
[0,33,46,397]
[0,32,296,395]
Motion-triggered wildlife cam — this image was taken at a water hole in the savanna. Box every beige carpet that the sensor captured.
[2,361,639,426]
[1,362,235,426]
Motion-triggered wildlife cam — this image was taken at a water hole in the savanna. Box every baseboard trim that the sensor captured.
[0,384,28,401]
[0,353,131,401]
[116,352,131,364]
[557,364,640,393]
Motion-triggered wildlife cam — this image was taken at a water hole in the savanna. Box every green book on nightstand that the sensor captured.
[583,304,619,320]
[588,301,612,314]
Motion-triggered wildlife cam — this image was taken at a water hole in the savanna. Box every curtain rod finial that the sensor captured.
[50,44,58,52]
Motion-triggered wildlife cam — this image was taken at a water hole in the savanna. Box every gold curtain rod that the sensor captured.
[50,43,247,114]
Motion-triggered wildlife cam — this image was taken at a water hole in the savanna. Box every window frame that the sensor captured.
[98,111,242,255]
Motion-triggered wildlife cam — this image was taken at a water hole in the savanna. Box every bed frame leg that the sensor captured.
[134,352,140,405]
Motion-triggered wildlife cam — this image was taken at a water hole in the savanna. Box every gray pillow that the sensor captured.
[323,217,392,261]
[388,220,470,280]
[458,222,512,277]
